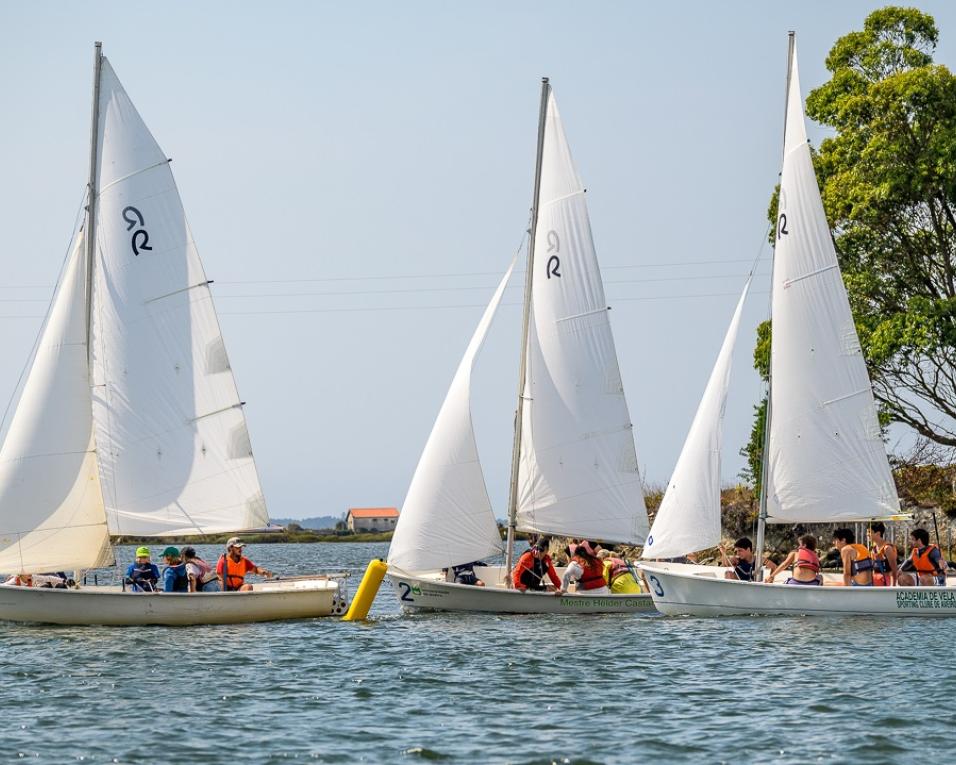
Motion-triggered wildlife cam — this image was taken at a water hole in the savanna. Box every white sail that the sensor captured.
[515,92,648,544]
[388,262,514,572]
[0,231,113,573]
[765,48,899,524]
[90,59,269,536]
[642,279,750,559]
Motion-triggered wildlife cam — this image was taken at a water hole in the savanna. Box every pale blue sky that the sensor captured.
[2,1,954,519]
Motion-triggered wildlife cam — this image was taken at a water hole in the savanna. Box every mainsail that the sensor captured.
[765,47,899,523]
[515,92,648,544]
[388,263,514,572]
[0,231,113,573]
[89,59,269,536]
[642,279,750,560]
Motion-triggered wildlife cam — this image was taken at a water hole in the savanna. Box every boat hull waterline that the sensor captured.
[0,578,344,626]
[640,562,956,617]
[389,568,654,614]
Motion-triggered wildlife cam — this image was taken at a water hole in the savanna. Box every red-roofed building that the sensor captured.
[346,507,400,533]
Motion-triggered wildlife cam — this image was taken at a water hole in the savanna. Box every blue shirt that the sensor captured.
[126,562,160,590]
[162,562,189,593]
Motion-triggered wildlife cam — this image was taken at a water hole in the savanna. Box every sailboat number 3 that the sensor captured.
[546,230,561,279]
[122,206,154,256]
[647,575,664,597]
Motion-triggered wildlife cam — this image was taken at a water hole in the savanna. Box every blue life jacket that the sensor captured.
[163,563,189,593]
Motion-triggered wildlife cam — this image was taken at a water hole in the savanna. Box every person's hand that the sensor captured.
[553,589,563,596]
[766,576,775,584]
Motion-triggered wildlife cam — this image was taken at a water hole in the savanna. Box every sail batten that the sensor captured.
[515,92,648,544]
[765,48,899,524]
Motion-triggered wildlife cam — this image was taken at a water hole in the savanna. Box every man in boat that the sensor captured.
[867,522,898,586]
[718,537,756,581]
[450,561,486,587]
[217,537,274,592]
[512,539,562,593]
[597,549,642,593]
[833,529,874,586]
[766,534,822,585]
[125,547,160,592]
[561,541,609,595]
[182,546,221,592]
[898,529,948,587]
[161,547,189,593]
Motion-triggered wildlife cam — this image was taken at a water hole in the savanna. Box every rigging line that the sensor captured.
[0,189,90,441]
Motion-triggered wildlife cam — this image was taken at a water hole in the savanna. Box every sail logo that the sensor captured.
[122,206,153,257]
[546,230,561,279]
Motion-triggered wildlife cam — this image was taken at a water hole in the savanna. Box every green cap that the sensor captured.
[161,546,180,558]
[135,546,151,558]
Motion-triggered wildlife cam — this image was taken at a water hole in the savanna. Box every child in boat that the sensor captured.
[125,547,160,592]
[833,528,874,586]
[562,541,609,595]
[898,529,948,586]
[450,561,486,587]
[719,537,756,581]
[512,540,562,592]
[766,534,822,585]
[597,549,642,593]
[867,522,898,586]
[161,547,189,593]
[182,546,221,592]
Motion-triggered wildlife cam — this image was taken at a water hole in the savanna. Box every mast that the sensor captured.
[85,42,103,361]
[754,31,795,581]
[504,77,551,582]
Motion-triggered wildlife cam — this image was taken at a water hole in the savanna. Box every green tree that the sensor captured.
[745,7,956,488]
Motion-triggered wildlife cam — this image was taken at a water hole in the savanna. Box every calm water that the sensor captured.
[2,542,953,764]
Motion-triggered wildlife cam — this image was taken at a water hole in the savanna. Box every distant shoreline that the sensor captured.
[111,531,394,546]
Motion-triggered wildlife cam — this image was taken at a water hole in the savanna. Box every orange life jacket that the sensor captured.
[795,547,820,573]
[221,555,249,591]
[911,544,945,575]
[848,543,873,576]
[574,556,607,590]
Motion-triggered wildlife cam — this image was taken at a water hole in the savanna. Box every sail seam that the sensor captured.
[95,159,170,196]
[783,263,838,288]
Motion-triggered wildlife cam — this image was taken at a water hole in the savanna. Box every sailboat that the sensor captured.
[0,44,345,625]
[640,34,956,617]
[386,79,654,613]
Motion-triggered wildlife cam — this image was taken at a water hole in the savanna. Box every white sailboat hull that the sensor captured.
[641,562,956,617]
[388,566,654,614]
[0,578,344,626]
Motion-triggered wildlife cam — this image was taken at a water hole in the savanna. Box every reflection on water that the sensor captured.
[1,543,954,763]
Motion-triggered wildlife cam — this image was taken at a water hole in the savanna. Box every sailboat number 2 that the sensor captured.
[776,213,788,240]
[546,230,561,279]
[122,206,154,256]
[398,582,414,601]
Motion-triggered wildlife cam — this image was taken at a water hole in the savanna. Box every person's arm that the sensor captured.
[841,548,853,586]
[546,558,562,590]
[887,545,899,585]
[162,568,174,593]
[930,547,946,576]
[512,554,528,590]
[562,561,582,591]
[718,546,733,569]
[767,552,795,583]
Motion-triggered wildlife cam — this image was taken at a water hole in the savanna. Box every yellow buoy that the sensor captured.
[342,558,388,621]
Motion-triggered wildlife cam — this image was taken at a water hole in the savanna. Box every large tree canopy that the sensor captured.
[746,7,956,491]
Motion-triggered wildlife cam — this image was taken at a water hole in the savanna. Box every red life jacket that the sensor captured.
[795,547,821,573]
[911,544,944,575]
[574,556,606,590]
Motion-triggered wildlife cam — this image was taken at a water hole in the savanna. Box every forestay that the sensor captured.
[388,263,514,572]
[515,92,648,544]
[765,48,899,524]
[90,59,269,536]
[0,232,113,574]
[642,279,750,560]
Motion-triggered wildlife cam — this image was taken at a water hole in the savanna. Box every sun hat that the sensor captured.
[135,546,150,557]
[161,546,180,558]
[226,536,245,549]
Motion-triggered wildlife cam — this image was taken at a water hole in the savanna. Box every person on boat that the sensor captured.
[562,541,610,595]
[512,540,561,592]
[898,529,948,587]
[217,537,274,592]
[182,546,221,592]
[867,522,898,587]
[450,561,486,587]
[766,534,822,585]
[597,549,642,593]
[718,537,756,581]
[125,547,160,592]
[1,572,66,587]
[161,547,189,593]
[833,529,874,586]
